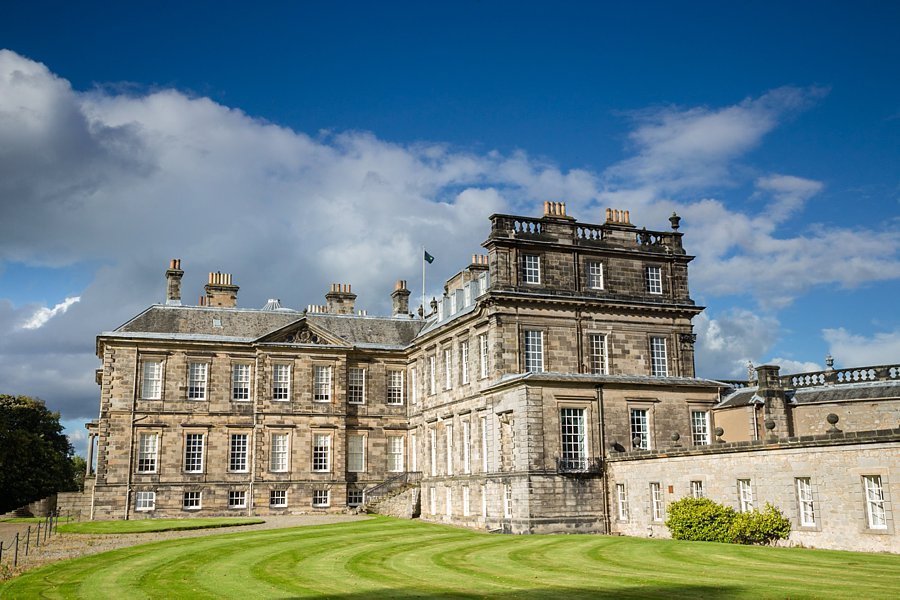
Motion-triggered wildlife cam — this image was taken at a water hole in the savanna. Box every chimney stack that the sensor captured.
[165,259,184,306]
[204,271,239,308]
[391,280,411,316]
[325,283,356,315]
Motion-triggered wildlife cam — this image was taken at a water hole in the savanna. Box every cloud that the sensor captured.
[694,309,780,378]
[766,357,822,374]
[0,49,896,427]
[20,296,80,329]
[822,327,900,367]
[604,86,828,194]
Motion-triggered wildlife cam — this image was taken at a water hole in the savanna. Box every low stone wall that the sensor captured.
[370,487,420,519]
[607,429,899,553]
[57,479,94,519]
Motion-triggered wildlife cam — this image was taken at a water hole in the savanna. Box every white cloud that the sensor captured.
[694,309,780,378]
[755,174,824,221]
[0,49,896,425]
[20,296,80,329]
[823,327,900,367]
[604,86,828,194]
[766,357,822,374]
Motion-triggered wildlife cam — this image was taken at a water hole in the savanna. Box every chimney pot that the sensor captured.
[165,258,184,306]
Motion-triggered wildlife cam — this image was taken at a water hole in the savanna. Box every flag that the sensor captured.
[424,250,435,264]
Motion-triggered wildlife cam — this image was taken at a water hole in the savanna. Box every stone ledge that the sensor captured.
[607,428,900,462]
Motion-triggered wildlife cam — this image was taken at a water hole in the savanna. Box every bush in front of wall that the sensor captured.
[665,497,791,545]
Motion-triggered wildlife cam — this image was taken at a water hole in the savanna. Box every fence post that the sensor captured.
[1,538,4,564]
[24,526,31,556]
[13,532,19,568]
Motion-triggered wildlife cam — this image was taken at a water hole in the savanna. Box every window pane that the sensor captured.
[348,435,365,472]
[647,266,662,294]
[230,434,248,472]
[524,330,544,373]
[314,366,332,402]
[588,261,604,289]
[270,433,288,472]
[232,364,250,400]
[590,334,607,375]
[560,408,587,468]
[273,364,291,400]
[387,370,404,404]
[188,362,207,400]
[691,411,710,445]
[523,254,541,284]
[630,409,649,450]
[142,361,162,399]
[650,337,668,377]
[184,434,204,472]
[313,433,331,471]
[348,368,365,404]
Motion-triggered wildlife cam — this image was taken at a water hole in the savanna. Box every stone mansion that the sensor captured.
[79,203,899,553]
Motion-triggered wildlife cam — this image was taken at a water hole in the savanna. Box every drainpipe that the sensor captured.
[249,354,260,517]
[597,385,611,535]
[124,350,141,521]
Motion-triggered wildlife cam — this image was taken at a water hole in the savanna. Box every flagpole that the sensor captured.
[421,245,426,319]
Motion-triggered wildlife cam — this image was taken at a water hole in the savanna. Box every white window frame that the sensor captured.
[312,432,332,472]
[587,261,604,290]
[183,491,202,510]
[463,486,470,517]
[135,491,156,512]
[312,490,330,508]
[141,360,163,400]
[650,337,668,377]
[616,484,628,521]
[864,475,887,529]
[796,477,815,527]
[347,434,366,473]
[479,333,489,378]
[461,340,469,384]
[650,482,664,521]
[348,367,366,404]
[443,348,452,390]
[272,363,291,401]
[738,479,754,513]
[503,484,513,518]
[589,333,608,375]
[184,433,204,473]
[630,408,650,450]
[270,489,287,508]
[270,432,289,473]
[647,265,662,295]
[524,330,544,373]
[430,428,437,476]
[387,436,404,472]
[560,408,587,467]
[387,370,404,405]
[429,355,436,394]
[690,410,711,445]
[691,480,705,499]
[187,362,208,400]
[229,433,249,473]
[445,424,454,475]
[231,363,251,401]
[481,415,488,473]
[228,490,247,509]
[314,365,332,402]
[137,432,158,473]
[462,421,471,474]
[523,254,541,284]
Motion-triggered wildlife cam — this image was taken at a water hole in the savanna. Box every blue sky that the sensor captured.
[1,1,898,451]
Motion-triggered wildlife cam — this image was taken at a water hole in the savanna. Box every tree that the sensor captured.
[0,395,77,514]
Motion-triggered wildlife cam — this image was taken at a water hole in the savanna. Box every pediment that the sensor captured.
[257,318,347,346]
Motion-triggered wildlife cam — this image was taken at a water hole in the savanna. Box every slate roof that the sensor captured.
[107,305,425,349]
[716,380,900,409]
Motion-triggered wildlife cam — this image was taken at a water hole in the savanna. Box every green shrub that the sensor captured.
[665,498,791,545]
[665,497,736,542]
[729,503,792,545]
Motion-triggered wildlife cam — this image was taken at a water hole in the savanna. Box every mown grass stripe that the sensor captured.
[2,516,897,599]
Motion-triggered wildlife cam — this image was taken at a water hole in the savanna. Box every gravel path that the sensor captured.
[1,515,370,578]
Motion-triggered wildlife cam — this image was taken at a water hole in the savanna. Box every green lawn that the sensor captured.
[2,517,897,599]
[0,516,72,524]
[57,517,264,534]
